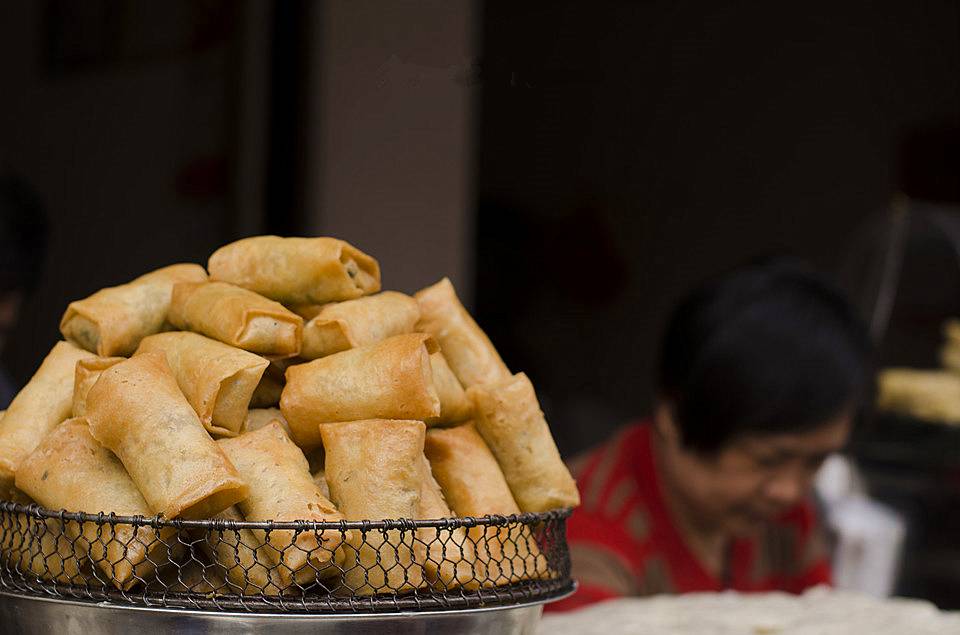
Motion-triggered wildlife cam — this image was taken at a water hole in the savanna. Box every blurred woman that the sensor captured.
[556,259,872,609]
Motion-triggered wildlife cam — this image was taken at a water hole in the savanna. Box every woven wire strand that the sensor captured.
[0,501,572,613]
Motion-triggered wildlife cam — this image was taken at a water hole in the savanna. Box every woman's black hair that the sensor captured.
[657,257,873,454]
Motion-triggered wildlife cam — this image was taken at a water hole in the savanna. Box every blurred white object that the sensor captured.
[539,587,960,635]
[815,455,906,597]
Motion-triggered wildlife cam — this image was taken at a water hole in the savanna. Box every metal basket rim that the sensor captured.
[0,500,572,531]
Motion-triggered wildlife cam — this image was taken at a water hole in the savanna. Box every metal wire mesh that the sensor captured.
[0,501,572,613]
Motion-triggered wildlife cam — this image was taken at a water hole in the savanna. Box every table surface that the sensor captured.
[538,587,960,635]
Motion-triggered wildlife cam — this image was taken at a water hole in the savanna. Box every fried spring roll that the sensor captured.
[208,235,380,305]
[60,264,207,356]
[85,352,248,519]
[415,454,479,590]
[426,352,472,426]
[468,373,580,511]
[168,281,303,356]
[15,418,172,589]
[136,332,269,437]
[218,422,347,586]
[414,278,511,388]
[72,356,124,417]
[281,334,440,449]
[1,514,86,584]
[242,408,291,436]
[158,557,228,595]
[0,341,95,496]
[424,423,546,584]
[201,505,285,595]
[242,408,325,472]
[300,291,420,359]
[321,420,425,594]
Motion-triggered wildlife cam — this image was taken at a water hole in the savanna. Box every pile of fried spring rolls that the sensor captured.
[0,235,579,594]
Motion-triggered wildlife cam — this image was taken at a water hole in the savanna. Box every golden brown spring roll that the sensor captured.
[300,291,420,359]
[136,332,269,437]
[415,278,511,388]
[208,235,381,305]
[85,352,248,519]
[426,352,473,426]
[415,454,479,590]
[1,514,86,584]
[218,422,347,586]
[281,334,441,449]
[468,373,580,512]
[321,419,425,595]
[72,356,124,417]
[15,418,171,590]
[202,505,285,595]
[242,407,290,435]
[424,423,545,584]
[168,281,303,356]
[158,557,228,595]
[0,341,95,496]
[241,409,326,472]
[60,264,208,356]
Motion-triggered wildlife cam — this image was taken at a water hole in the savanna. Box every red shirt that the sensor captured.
[551,423,831,611]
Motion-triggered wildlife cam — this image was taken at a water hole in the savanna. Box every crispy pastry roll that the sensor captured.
[0,341,95,496]
[208,235,380,305]
[1,486,86,584]
[426,352,472,426]
[468,373,580,511]
[242,408,290,436]
[72,356,124,417]
[1,514,87,584]
[415,454,479,590]
[218,422,347,586]
[300,291,420,359]
[320,419,425,595]
[281,334,440,449]
[158,557,228,595]
[15,418,173,590]
[242,407,325,472]
[85,352,248,519]
[424,423,546,584]
[168,281,303,357]
[201,505,285,595]
[60,264,207,356]
[414,278,511,388]
[136,332,269,437]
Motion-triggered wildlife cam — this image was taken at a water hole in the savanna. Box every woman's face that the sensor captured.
[656,407,852,536]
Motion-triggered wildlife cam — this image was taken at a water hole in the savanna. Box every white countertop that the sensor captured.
[539,587,960,635]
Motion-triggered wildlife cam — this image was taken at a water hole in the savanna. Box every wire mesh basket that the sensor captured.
[0,501,572,614]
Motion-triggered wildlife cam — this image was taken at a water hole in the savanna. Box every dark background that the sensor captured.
[0,0,959,604]
[475,2,960,454]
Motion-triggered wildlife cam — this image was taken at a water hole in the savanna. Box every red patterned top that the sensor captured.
[550,423,831,611]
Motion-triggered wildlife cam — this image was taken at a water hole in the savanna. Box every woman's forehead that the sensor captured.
[733,414,853,455]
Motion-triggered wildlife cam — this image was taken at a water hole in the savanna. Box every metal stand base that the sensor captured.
[0,590,556,634]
